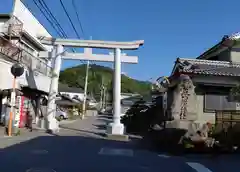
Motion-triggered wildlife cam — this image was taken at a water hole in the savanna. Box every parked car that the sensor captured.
[88,100,99,109]
[55,109,68,120]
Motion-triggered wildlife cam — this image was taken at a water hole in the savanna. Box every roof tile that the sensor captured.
[177,58,240,76]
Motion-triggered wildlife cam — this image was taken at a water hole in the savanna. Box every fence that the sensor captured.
[215,110,240,133]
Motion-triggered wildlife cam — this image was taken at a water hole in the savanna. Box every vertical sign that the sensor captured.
[163,92,167,110]
[14,96,21,128]
[163,91,168,126]
[19,96,25,128]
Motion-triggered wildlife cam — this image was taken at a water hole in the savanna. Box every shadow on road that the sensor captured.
[0,135,148,172]
[97,114,112,123]
[93,124,107,130]
[59,125,106,137]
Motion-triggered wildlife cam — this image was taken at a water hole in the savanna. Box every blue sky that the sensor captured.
[1,0,240,81]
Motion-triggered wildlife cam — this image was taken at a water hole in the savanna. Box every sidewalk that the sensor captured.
[0,129,51,149]
[58,115,109,138]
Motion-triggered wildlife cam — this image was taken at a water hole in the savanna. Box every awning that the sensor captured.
[21,87,49,96]
[0,89,23,96]
[56,100,81,106]
[21,31,47,51]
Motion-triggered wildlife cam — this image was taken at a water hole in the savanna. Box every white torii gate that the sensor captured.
[40,38,144,135]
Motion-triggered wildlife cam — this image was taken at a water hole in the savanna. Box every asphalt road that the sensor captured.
[0,115,239,172]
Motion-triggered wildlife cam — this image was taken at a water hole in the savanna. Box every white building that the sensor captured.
[58,83,85,101]
[0,0,53,126]
[121,93,140,100]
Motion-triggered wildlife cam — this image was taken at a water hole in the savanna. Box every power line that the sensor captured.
[36,0,78,53]
[25,0,84,62]
[25,0,91,66]
[31,0,64,37]
[37,0,67,38]
[71,0,85,37]
[59,0,82,39]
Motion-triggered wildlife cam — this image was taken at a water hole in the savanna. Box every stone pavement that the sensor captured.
[0,114,239,172]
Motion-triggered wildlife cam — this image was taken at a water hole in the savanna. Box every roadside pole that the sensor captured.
[8,63,24,136]
[82,60,89,119]
[8,76,16,136]
[100,80,103,109]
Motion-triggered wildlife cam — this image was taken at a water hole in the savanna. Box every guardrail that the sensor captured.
[0,36,52,76]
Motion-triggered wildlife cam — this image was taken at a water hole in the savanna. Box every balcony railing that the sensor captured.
[2,15,23,38]
[0,36,52,76]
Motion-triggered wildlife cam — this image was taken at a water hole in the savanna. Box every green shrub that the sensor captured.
[121,98,165,135]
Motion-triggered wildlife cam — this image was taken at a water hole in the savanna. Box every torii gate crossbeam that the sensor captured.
[40,38,144,136]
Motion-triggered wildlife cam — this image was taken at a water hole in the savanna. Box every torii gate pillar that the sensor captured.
[46,44,63,133]
[106,48,124,135]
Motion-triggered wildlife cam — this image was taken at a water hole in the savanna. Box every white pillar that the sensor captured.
[46,44,63,133]
[113,48,121,124]
[107,48,124,135]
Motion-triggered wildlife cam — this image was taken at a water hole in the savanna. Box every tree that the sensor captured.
[59,64,151,99]
[230,85,240,101]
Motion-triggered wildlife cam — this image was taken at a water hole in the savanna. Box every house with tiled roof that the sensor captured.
[160,33,240,129]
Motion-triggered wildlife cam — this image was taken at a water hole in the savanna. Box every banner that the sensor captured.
[14,96,21,128]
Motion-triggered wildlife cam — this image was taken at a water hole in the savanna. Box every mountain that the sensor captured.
[59,64,151,100]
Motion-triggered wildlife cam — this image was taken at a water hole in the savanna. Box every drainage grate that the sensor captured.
[98,148,133,156]
[26,168,56,172]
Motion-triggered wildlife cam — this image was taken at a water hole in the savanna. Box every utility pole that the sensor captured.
[100,76,104,109]
[82,60,90,119]
[103,86,107,110]
[100,78,103,109]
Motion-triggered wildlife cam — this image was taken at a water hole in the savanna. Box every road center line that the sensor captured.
[187,162,212,172]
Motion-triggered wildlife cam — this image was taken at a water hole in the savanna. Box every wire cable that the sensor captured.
[59,0,82,39]
[71,0,85,37]
[24,0,89,65]
[31,0,64,37]
[34,0,83,56]
[37,0,67,38]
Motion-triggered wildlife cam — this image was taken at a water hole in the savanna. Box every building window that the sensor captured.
[204,94,237,112]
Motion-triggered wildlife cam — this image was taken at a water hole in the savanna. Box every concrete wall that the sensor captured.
[0,56,51,92]
[218,48,240,63]
[12,0,52,51]
[231,50,240,63]
[195,94,215,125]
[0,58,14,89]
[193,75,240,86]
[0,1,54,93]
[218,49,231,61]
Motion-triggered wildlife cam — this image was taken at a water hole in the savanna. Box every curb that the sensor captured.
[59,119,77,125]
